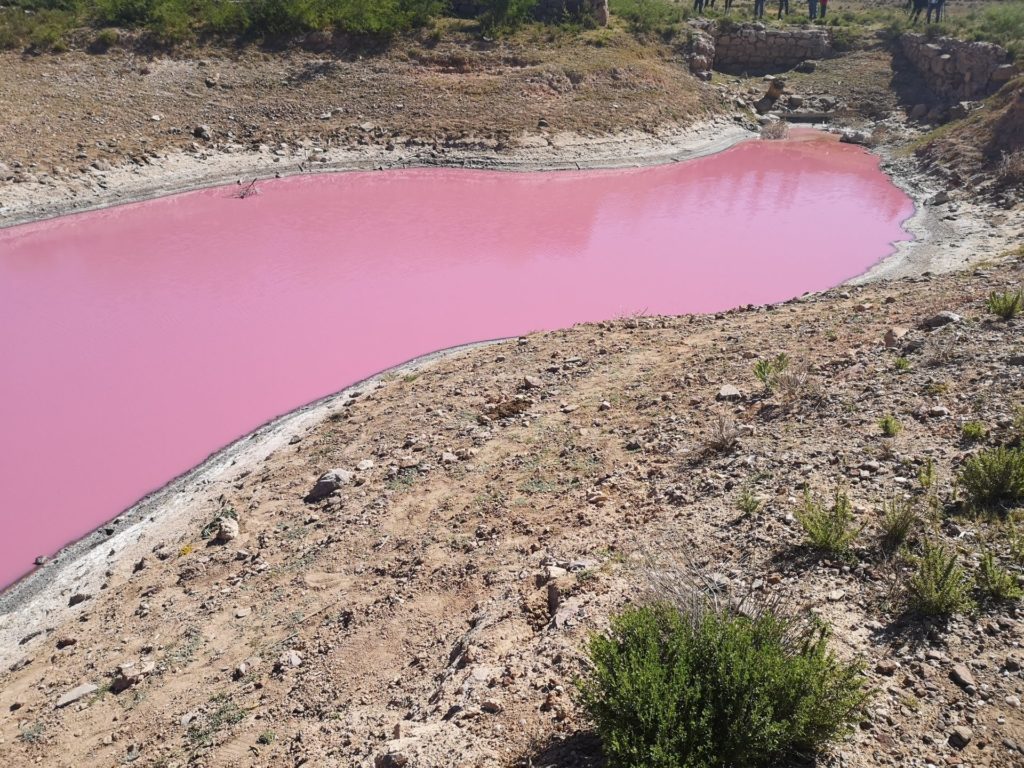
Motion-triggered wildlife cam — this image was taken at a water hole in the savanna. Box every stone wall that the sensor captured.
[900,33,1017,101]
[712,24,832,73]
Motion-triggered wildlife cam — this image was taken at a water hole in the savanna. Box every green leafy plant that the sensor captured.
[961,421,988,443]
[796,488,862,557]
[880,496,918,550]
[976,551,1022,602]
[737,485,762,516]
[918,457,937,491]
[986,289,1023,320]
[908,541,973,616]
[257,730,276,745]
[958,447,1024,515]
[579,602,867,768]
[753,353,790,393]
[879,414,902,438]
[1009,524,1024,565]
[894,357,911,372]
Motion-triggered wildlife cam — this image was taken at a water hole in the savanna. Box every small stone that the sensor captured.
[356,459,374,471]
[56,683,98,708]
[277,650,302,670]
[193,125,212,141]
[235,607,251,618]
[522,375,544,389]
[948,725,973,749]
[441,452,458,464]
[215,517,239,543]
[306,469,353,501]
[922,311,961,329]
[827,589,846,602]
[68,593,91,607]
[927,190,950,206]
[950,663,976,689]
[716,384,742,402]
[876,660,898,676]
[884,327,910,348]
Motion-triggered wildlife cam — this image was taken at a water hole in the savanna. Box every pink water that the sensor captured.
[0,133,912,589]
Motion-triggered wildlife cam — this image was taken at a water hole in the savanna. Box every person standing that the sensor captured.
[819,0,828,17]
[694,0,705,14]
[777,0,790,18]
[807,0,818,18]
[910,0,926,22]
[754,0,766,18]
[926,0,939,22]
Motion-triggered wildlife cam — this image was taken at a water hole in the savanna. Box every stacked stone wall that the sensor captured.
[712,24,832,73]
[900,33,1017,101]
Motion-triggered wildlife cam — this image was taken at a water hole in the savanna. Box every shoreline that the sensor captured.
[0,120,753,230]
[1,119,1021,662]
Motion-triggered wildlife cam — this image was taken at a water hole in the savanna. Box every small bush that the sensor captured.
[987,289,1023,321]
[94,26,120,48]
[796,488,861,557]
[1010,524,1024,565]
[579,602,867,768]
[705,414,740,453]
[737,485,762,516]
[760,120,789,141]
[880,496,918,550]
[879,414,902,438]
[753,353,790,393]
[918,457,937,492]
[959,447,1024,514]
[976,551,1022,602]
[908,541,972,616]
[961,421,988,443]
[894,357,911,372]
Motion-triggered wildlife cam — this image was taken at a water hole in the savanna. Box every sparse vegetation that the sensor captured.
[880,496,918,550]
[908,541,973,616]
[958,446,1024,514]
[976,551,1023,602]
[961,421,988,442]
[760,120,790,140]
[737,485,762,516]
[753,353,790,393]
[608,0,687,35]
[796,488,862,557]
[894,357,911,372]
[986,289,1023,320]
[879,414,902,437]
[580,602,867,768]
[705,414,740,453]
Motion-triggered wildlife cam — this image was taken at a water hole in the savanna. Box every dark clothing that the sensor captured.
[777,0,789,17]
[819,0,827,16]
[754,0,766,17]
[693,0,705,13]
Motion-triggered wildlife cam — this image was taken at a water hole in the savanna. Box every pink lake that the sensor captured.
[0,133,913,589]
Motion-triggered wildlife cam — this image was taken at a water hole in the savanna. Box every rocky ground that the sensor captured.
[1,249,1023,768]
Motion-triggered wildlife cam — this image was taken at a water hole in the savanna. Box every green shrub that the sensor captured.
[1010,524,1024,565]
[961,421,988,443]
[579,602,867,768]
[609,0,685,34]
[94,26,120,47]
[959,447,1024,514]
[737,485,762,516]
[894,357,911,372]
[796,488,861,557]
[879,414,902,438]
[976,551,1022,602]
[880,496,918,550]
[908,541,972,616]
[753,353,790,393]
[987,289,1023,321]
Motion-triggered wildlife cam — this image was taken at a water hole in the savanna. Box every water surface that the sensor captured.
[0,133,913,589]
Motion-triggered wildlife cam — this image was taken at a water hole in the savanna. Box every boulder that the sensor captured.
[306,469,353,501]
